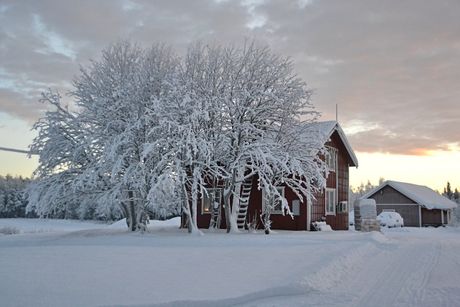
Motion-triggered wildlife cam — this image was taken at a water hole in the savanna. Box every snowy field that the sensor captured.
[1,218,460,307]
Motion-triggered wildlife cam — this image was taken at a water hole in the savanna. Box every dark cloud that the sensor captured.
[0,0,459,154]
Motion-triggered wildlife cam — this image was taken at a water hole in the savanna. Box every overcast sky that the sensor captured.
[0,0,459,188]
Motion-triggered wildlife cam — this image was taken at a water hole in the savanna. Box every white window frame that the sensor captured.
[262,186,285,215]
[326,146,337,172]
[201,188,222,214]
[325,188,336,215]
[337,201,348,213]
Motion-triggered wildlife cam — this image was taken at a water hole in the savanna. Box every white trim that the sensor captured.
[335,150,339,208]
[337,201,348,213]
[335,124,359,167]
[325,188,336,216]
[307,200,311,231]
[309,121,358,167]
[330,122,358,167]
[418,205,422,227]
[441,210,444,224]
[347,164,350,212]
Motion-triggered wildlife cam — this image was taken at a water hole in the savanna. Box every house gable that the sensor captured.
[311,121,358,167]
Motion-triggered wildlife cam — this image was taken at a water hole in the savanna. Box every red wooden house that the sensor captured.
[196,121,358,231]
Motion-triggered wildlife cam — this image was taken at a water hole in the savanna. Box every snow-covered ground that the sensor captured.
[1,218,460,307]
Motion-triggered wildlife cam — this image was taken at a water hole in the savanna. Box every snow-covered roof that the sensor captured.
[362,180,457,210]
[308,121,358,167]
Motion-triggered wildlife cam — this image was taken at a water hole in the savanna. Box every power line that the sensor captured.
[0,146,38,155]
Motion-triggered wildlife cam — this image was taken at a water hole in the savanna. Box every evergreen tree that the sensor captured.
[443,182,454,200]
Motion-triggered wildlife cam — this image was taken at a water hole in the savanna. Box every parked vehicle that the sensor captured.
[377,211,404,228]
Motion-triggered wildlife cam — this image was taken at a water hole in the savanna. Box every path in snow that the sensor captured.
[334,230,460,307]
[230,230,460,307]
[338,238,443,306]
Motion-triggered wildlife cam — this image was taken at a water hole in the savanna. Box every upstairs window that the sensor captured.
[326,146,337,171]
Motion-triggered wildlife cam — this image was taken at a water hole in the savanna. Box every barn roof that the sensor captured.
[362,180,457,210]
[309,121,358,167]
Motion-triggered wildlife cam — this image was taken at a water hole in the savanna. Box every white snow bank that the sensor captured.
[0,218,105,234]
[312,221,333,231]
[0,217,181,235]
[108,217,181,230]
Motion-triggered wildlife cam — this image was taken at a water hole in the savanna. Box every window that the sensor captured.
[292,199,300,216]
[262,186,285,214]
[326,146,337,171]
[337,201,348,213]
[201,188,222,214]
[325,188,336,215]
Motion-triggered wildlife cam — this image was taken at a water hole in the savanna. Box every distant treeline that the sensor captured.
[0,175,124,220]
[0,175,33,218]
[442,181,460,203]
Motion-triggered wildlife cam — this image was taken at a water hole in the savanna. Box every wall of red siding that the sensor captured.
[323,132,349,230]
[247,177,308,231]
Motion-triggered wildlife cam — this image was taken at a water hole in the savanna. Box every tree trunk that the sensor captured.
[262,196,273,235]
[229,182,241,233]
[182,177,202,235]
[127,190,137,231]
[223,177,234,233]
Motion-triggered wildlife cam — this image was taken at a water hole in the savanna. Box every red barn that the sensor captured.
[196,121,358,231]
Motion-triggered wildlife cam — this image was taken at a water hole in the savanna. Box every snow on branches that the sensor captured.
[29,40,327,233]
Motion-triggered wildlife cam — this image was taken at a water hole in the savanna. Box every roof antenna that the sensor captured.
[336,104,338,123]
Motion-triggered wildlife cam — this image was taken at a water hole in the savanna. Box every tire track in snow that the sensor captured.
[346,240,441,307]
[301,241,382,292]
[395,241,440,306]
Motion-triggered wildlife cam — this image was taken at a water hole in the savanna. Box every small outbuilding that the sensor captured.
[362,180,457,227]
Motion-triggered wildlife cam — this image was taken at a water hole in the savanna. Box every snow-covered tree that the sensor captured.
[29,42,180,228]
[71,42,150,230]
[26,89,95,219]
[169,42,327,233]
[146,55,224,234]
[29,40,327,234]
